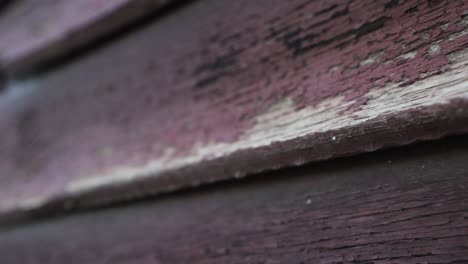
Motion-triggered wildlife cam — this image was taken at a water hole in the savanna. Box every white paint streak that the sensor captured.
[399,51,418,60]
[360,51,383,66]
[449,26,468,41]
[62,49,468,200]
[427,44,441,57]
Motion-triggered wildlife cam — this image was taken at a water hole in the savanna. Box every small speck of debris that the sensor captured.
[233,171,242,178]
[306,199,312,204]
[440,23,449,31]
[421,164,425,169]
[331,136,337,141]
[387,160,392,164]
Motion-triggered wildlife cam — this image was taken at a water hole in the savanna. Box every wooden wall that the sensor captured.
[0,135,467,263]
[0,0,467,220]
[0,1,467,262]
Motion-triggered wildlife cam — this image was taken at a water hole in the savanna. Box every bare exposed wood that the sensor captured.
[0,136,467,263]
[0,0,467,218]
[0,0,182,75]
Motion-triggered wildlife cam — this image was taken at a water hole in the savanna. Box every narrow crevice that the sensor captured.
[1,133,467,231]
[0,66,6,93]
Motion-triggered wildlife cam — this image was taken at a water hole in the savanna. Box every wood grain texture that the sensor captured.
[0,0,181,75]
[0,136,467,263]
[0,0,467,218]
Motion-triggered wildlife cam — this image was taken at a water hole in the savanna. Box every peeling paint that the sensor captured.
[360,51,384,66]
[427,44,441,56]
[399,51,418,60]
[0,0,468,215]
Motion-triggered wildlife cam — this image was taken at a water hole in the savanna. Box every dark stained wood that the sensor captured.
[0,135,467,263]
[0,0,467,218]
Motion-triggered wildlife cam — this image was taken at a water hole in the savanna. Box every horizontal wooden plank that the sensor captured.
[0,0,181,75]
[0,0,467,218]
[1,136,467,263]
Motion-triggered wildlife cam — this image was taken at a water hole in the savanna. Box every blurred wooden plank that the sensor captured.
[0,0,182,75]
[0,0,467,219]
[0,136,467,263]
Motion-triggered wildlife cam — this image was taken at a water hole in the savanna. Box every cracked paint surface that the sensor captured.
[0,0,467,216]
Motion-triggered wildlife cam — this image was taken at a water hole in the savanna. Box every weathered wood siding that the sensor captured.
[0,0,182,75]
[0,136,467,263]
[0,0,467,218]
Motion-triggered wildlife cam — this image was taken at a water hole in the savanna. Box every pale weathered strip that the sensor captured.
[0,0,182,75]
[0,0,467,218]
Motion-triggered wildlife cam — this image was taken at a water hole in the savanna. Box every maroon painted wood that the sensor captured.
[1,136,467,263]
[0,0,467,218]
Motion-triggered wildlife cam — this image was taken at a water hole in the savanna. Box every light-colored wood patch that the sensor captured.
[59,48,468,209]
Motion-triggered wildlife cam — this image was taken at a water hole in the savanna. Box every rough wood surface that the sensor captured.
[1,136,467,263]
[0,0,181,75]
[0,0,467,218]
